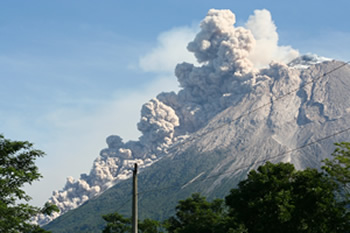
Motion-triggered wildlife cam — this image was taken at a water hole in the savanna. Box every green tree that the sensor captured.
[322,142,350,203]
[164,193,234,233]
[102,212,162,233]
[102,212,131,233]
[225,162,350,233]
[102,144,350,233]
[139,218,162,233]
[0,135,58,233]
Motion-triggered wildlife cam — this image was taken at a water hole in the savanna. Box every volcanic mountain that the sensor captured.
[37,9,350,232]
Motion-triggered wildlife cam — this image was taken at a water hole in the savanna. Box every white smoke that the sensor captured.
[34,98,181,225]
[139,26,198,73]
[36,9,317,225]
[138,98,179,149]
[246,9,299,68]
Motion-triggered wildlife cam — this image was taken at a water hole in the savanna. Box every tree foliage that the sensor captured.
[0,135,58,233]
[139,219,162,233]
[102,212,162,233]
[103,143,350,233]
[102,212,131,233]
[323,142,350,203]
[226,162,350,233]
[164,193,232,233]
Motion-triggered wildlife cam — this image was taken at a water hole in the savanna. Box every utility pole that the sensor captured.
[132,163,138,233]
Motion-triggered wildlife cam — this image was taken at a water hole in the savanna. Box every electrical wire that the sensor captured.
[136,60,350,195]
[110,61,350,212]
[166,61,350,154]
[137,125,350,196]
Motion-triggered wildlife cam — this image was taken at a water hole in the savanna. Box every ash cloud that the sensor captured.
[36,9,315,225]
[187,9,255,76]
[139,26,198,73]
[246,9,299,68]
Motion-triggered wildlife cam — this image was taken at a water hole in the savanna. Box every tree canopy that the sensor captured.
[103,143,350,233]
[0,135,58,233]
[102,212,162,233]
[164,193,229,233]
[322,142,350,203]
[226,162,349,233]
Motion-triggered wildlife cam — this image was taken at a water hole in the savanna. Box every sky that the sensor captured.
[1,0,350,206]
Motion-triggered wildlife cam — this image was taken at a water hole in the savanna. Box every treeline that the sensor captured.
[1,134,349,233]
[102,143,350,233]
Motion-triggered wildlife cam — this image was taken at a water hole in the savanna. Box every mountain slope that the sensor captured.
[44,148,242,232]
[39,8,350,231]
[44,59,350,232]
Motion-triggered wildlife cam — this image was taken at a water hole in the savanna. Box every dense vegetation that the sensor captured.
[0,135,58,233]
[103,143,350,233]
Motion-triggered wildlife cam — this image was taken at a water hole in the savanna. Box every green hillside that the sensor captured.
[44,147,247,232]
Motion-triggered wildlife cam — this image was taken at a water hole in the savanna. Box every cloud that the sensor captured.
[245,9,299,68]
[139,26,198,73]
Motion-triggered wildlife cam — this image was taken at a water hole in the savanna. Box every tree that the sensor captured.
[322,142,350,203]
[102,144,350,233]
[164,193,234,233]
[102,212,131,233]
[139,218,162,233]
[0,135,58,233]
[225,162,350,233]
[102,194,243,233]
[102,212,162,233]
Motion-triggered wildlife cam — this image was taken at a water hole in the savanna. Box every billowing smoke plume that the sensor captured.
[246,9,299,68]
[187,9,255,76]
[139,26,198,73]
[35,9,326,225]
[34,97,181,224]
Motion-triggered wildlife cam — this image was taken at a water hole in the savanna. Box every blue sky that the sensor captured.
[1,0,350,206]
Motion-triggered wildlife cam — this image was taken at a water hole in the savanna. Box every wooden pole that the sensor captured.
[132,163,138,233]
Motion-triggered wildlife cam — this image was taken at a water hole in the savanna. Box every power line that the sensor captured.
[137,61,350,195]
[110,61,350,213]
[166,61,350,154]
[137,125,350,196]
[109,125,350,212]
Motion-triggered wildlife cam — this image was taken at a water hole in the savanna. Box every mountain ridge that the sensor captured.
[36,8,350,228]
[44,59,350,232]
